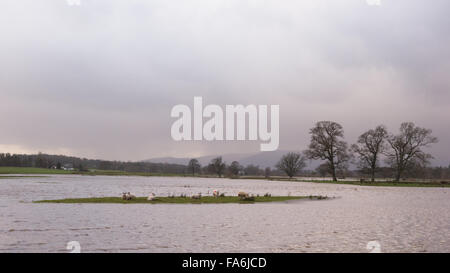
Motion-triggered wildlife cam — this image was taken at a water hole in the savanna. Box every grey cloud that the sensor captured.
[0,0,448,165]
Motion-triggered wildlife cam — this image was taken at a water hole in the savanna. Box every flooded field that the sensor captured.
[0,175,449,253]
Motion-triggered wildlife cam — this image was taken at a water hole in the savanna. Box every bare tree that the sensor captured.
[386,122,438,181]
[304,121,350,181]
[228,161,243,176]
[351,125,388,182]
[208,157,226,177]
[276,152,306,178]
[187,158,201,176]
[264,167,271,178]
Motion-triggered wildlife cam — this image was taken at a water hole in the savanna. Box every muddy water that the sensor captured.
[0,175,449,252]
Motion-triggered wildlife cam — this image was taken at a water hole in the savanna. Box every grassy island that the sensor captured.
[33,195,328,204]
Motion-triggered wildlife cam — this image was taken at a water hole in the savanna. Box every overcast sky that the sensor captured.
[0,0,449,165]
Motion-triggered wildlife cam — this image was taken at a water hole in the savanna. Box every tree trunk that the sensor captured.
[371,168,375,182]
[395,168,402,182]
[331,164,337,182]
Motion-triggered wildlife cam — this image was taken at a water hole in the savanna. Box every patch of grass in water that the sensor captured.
[33,196,328,204]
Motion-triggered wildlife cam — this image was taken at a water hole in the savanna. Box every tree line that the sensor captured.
[0,153,187,174]
[0,121,446,180]
[187,157,271,177]
[186,121,444,181]
[276,121,440,181]
[0,152,278,176]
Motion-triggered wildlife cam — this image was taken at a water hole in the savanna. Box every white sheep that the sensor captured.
[238,191,249,198]
[122,192,136,200]
[147,193,156,201]
[191,193,202,199]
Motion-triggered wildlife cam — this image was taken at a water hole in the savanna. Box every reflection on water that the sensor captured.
[0,175,449,253]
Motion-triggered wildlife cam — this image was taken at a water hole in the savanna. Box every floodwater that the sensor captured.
[0,175,449,253]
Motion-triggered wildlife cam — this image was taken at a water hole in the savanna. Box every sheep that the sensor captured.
[122,192,136,200]
[147,193,156,201]
[213,190,219,198]
[238,192,255,201]
[238,191,249,199]
[191,193,202,199]
[122,192,133,200]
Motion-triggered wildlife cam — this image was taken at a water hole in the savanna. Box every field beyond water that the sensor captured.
[265,178,450,188]
[1,167,449,187]
[0,167,181,177]
[33,196,324,204]
[0,167,71,175]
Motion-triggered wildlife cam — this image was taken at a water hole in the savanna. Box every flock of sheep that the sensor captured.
[121,190,256,201]
[121,192,136,200]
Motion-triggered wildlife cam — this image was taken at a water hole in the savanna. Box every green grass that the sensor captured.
[33,196,326,204]
[0,167,185,177]
[0,167,72,174]
[83,170,185,177]
[269,178,450,188]
[0,175,48,179]
[237,176,450,188]
[3,167,448,188]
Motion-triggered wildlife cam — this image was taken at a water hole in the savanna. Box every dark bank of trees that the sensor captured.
[202,157,262,177]
[0,151,274,177]
[0,153,187,174]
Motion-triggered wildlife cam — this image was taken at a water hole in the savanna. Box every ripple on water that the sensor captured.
[0,175,449,252]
